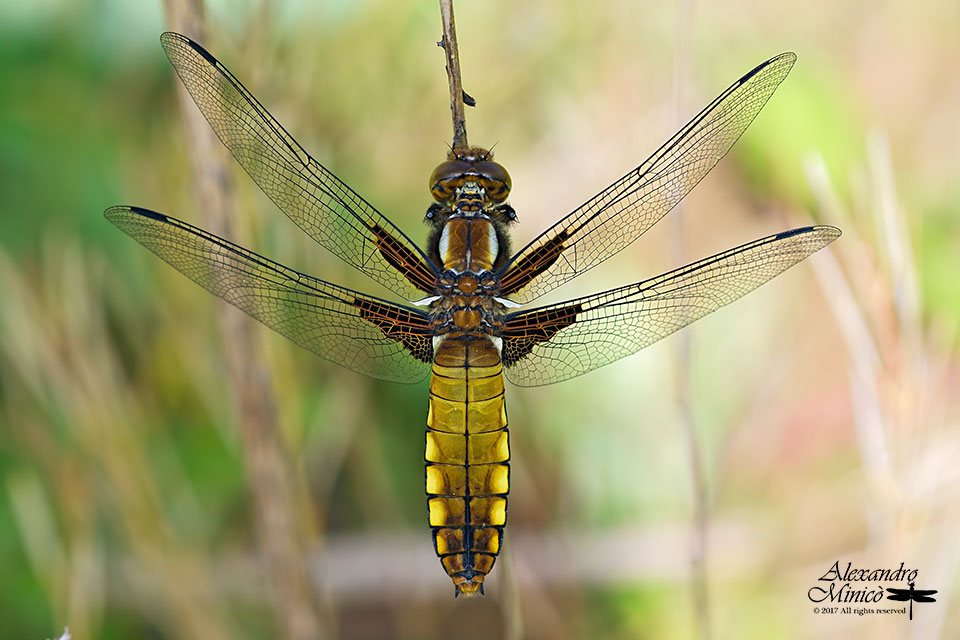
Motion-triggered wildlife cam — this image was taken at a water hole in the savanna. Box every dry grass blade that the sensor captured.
[669,2,712,638]
[805,143,960,635]
[0,246,235,640]
[160,1,327,638]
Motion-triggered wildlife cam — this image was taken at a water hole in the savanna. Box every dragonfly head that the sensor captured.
[429,147,512,206]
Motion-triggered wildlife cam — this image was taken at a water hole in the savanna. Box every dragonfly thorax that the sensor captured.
[430,293,506,334]
[438,270,498,295]
[437,217,500,274]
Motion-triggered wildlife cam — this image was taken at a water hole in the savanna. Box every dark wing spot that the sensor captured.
[501,303,581,367]
[371,224,438,294]
[353,298,434,363]
[498,230,569,296]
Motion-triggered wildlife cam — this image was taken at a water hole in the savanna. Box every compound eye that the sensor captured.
[429,160,470,202]
[474,161,512,203]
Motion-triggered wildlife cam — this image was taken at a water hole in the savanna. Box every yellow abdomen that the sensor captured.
[426,336,509,596]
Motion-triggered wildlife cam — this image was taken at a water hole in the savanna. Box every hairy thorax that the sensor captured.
[426,147,516,340]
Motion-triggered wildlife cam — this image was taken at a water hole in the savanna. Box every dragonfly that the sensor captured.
[106,32,840,597]
[886,582,938,620]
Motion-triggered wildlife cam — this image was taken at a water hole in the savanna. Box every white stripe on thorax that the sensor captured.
[438,224,450,264]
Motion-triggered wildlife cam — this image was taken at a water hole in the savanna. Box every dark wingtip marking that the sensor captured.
[104,205,168,224]
[160,31,217,65]
[740,51,797,85]
[186,39,217,65]
[774,225,842,243]
[130,206,168,222]
[774,226,814,240]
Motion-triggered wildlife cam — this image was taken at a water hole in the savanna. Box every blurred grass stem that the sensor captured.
[160,1,327,638]
[671,2,712,638]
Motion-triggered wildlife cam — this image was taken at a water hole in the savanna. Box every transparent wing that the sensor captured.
[498,52,797,303]
[159,32,438,299]
[105,206,433,383]
[501,226,839,387]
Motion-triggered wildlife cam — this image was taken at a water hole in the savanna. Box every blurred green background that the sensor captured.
[2,0,958,638]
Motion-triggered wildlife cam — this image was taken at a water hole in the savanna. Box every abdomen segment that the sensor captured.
[426,337,509,596]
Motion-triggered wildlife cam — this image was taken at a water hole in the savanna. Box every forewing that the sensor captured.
[105,206,433,383]
[502,226,839,387]
[498,53,797,303]
[885,589,912,601]
[159,32,438,299]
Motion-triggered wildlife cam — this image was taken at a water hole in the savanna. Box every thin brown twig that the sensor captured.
[160,2,327,639]
[439,0,469,150]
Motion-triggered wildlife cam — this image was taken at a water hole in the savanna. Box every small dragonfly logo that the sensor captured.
[886,582,938,620]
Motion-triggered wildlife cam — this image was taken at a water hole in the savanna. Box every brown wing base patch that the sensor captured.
[501,303,581,367]
[498,230,568,297]
[354,298,434,363]
[371,224,438,294]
